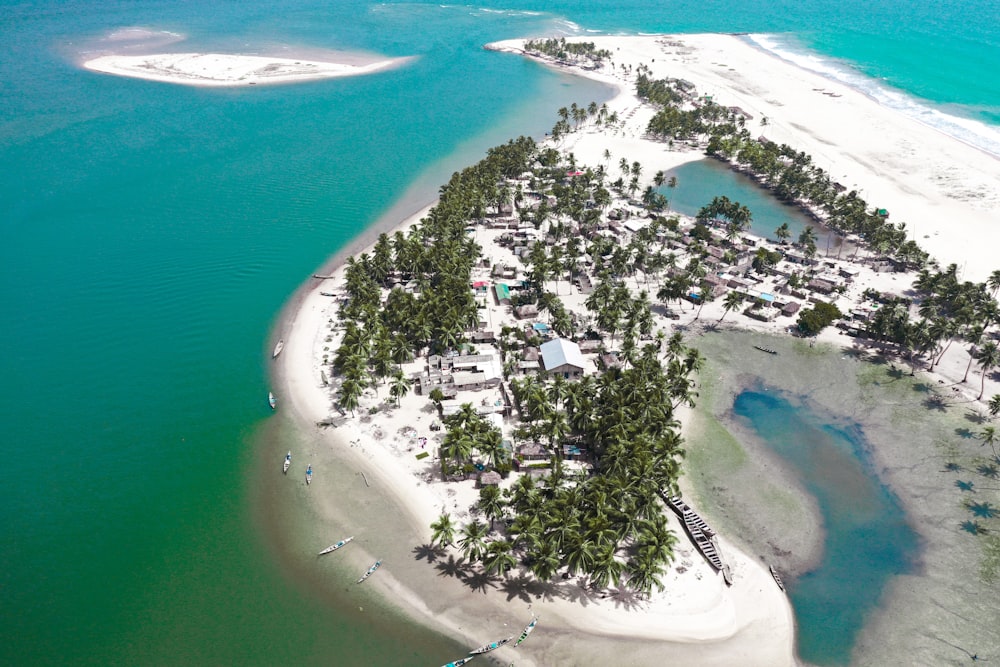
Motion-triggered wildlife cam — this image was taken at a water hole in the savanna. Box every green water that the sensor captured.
[661,158,837,247]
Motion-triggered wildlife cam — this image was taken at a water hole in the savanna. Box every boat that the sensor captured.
[305,464,313,485]
[268,392,277,410]
[753,345,777,355]
[469,636,512,655]
[514,616,538,647]
[272,339,284,359]
[440,657,475,667]
[770,565,785,592]
[357,559,381,583]
[317,536,353,556]
[282,451,291,474]
[319,291,337,297]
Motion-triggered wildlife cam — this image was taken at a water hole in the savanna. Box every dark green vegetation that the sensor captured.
[862,265,1000,389]
[635,70,928,268]
[797,302,842,336]
[332,132,701,596]
[523,38,612,65]
[332,137,537,414]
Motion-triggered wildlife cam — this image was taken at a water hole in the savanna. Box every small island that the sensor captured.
[272,34,1000,666]
[84,52,411,87]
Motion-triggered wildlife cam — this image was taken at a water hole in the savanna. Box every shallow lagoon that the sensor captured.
[660,158,843,251]
[733,386,919,665]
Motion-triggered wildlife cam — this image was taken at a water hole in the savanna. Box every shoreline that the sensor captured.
[269,33,1000,665]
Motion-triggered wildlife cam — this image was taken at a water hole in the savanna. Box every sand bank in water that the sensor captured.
[83,52,410,87]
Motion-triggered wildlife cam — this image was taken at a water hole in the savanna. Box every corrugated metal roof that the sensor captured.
[540,338,585,371]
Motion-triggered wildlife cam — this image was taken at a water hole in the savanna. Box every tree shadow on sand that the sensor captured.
[463,570,500,594]
[964,409,989,425]
[498,573,536,603]
[960,520,988,536]
[413,543,447,564]
[965,501,998,519]
[956,480,975,492]
[955,427,976,440]
[605,586,644,611]
[844,345,875,363]
[976,463,999,479]
[434,554,473,579]
[922,394,949,412]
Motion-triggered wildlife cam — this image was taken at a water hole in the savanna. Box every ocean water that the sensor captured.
[733,388,919,666]
[2,1,997,664]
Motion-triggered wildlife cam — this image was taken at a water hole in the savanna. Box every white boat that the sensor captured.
[282,451,291,474]
[305,464,313,485]
[272,339,284,358]
[318,536,353,556]
[268,392,277,410]
[469,636,512,655]
[514,616,538,647]
[357,559,381,583]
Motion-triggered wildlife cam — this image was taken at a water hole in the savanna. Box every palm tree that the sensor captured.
[458,520,489,562]
[478,485,506,530]
[483,540,517,576]
[337,378,363,417]
[589,543,623,589]
[989,393,1000,418]
[389,369,411,407]
[774,222,791,244]
[430,512,456,547]
[980,425,998,460]
[563,536,597,576]
[719,290,743,321]
[798,226,818,250]
[528,540,561,581]
[974,341,1000,400]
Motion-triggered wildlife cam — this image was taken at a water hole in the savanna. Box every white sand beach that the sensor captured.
[270,34,1000,665]
[83,52,411,87]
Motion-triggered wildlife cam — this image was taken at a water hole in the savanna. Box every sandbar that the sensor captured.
[83,52,410,87]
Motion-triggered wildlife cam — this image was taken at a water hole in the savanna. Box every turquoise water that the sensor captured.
[660,158,836,247]
[733,387,920,665]
[2,0,996,664]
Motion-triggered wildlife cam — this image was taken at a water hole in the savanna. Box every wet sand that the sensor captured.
[683,327,1000,664]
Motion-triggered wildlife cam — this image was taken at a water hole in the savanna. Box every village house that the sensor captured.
[539,338,586,379]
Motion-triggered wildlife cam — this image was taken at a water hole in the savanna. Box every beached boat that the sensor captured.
[272,339,284,358]
[318,536,353,556]
[514,616,538,647]
[283,451,291,474]
[356,559,381,583]
[469,636,512,655]
[753,345,777,355]
[268,392,277,410]
[440,657,475,667]
[770,565,786,592]
[305,464,313,485]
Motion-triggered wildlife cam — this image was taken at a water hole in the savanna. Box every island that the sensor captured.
[83,52,411,87]
[269,34,1000,666]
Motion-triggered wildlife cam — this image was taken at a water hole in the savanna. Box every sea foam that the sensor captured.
[747,33,1000,159]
